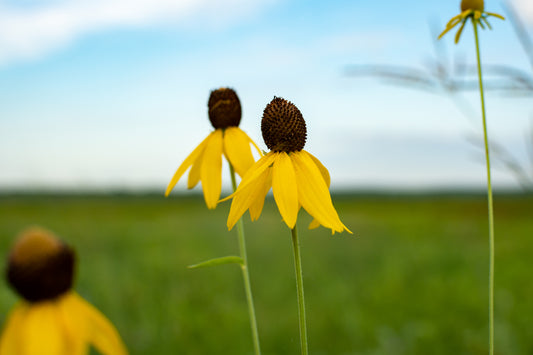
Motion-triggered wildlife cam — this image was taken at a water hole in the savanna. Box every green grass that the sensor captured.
[0,193,532,354]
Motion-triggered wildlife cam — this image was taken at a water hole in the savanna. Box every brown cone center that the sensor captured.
[7,228,75,302]
[261,97,307,152]
[208,88,242,129]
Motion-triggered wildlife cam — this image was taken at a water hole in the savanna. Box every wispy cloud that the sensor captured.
[513,0,533,24]
[0,0,274,66]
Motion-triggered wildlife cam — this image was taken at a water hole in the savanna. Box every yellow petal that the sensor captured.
[304,152,330,229]
[454,19,468,44]
[200,129,224,209]
[248,168,273,221]
[223,127,256,177]
[227,168,272,229]
[187,152,203,189]
[445,14,463,29]
[226,153,276,230]
[438,13,464,40]
[220,152,277,203]
[67,293,128,355]
[486,12,505,20]
[272,152,298,229]
[249,136,263,157]
[21,301,67,354]
[438,25,456,40]
[305,151,330,187]
[291,151,351,234]
[480,17,492,29]
[55,294,89,355]
[308,219,320,230]
[0,303,27,355]
[165,133,212,196]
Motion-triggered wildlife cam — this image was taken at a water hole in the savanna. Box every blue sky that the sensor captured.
[1,0,532,191]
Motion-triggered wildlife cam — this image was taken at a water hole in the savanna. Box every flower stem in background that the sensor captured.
[229,163,262,355]
[291,226,308,355]
[473,20,495,355]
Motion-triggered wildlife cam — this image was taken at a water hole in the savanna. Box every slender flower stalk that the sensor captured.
[229,164,261,355]
[291,226,308,355]
[438,2,504,353]
[473,21,496,355]
[222,97,351,354]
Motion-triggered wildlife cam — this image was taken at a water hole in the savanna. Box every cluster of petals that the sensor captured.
[224,150,351,234]
[0,291,128,355]
[438,2,504,43]
[165,127,261,209]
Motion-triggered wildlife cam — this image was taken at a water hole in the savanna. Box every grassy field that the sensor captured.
[0,193,532,354]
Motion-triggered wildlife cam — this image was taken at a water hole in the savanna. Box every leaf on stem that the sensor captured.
[187,256,244,269]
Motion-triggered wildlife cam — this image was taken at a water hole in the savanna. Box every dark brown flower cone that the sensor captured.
[6,227,75,302]
[208,88,242,129]
[261,97,307,152]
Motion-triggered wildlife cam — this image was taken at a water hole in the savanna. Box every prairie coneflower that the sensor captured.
[225,97,351,235]
[0,228,128,355]
[223,97,351,355]
[165,88,261,209]
[438,1,504,354]
[166,88,263,355]
[438,0,504,43]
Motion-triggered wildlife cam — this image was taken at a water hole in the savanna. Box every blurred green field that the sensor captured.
[0,193,532,355]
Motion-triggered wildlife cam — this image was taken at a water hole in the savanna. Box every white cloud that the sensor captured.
[512,0,533,24]
[0,0,274,66]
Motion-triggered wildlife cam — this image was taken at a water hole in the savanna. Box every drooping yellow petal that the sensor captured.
[165,133,212,197]
[454,18,468,43]
[225,127,255,173]
[187,155,203,189]
[52,293,87,355]
[248,168,273,221]
[305,151,330,187]
[227,170,271,229]
[226,153,277,230]
[248,135,263,157]
[0,303,27,355]
[445,14,463,29]
[438,24,457,40]
[200,129,224,209]
[303,151,331,229]
[220,152,276,203]
[65,293,128,355]
[486,12,505,20]
[223,127,256,177]
[308,219,321,230]
[21,301,67,354]
[272,152,298,229]
[291,151,351,234]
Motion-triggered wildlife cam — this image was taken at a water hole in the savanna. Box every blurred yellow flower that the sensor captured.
[0,227,128,355]
[165,88,261,209]
[438,0,504,43]
[224,97,351,235]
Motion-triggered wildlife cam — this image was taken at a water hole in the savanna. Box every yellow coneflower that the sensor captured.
[438,0,504,43]
[224,97,351,235]
[438,2,504,354]
[0,227,128,355]
[165,88,261,209]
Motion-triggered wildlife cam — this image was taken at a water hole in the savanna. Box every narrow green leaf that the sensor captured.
[187,256,244,269]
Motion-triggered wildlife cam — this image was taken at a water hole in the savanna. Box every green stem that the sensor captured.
[229,164,261,355]
[291,226,309,355]
[473,20,495,355]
